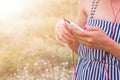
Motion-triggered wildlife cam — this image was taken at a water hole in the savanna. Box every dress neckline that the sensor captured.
[87,18,120,25]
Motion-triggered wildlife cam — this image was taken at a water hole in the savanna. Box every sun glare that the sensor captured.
[0,0,26,19]
[0,0,30,34]
[0,0,40,34]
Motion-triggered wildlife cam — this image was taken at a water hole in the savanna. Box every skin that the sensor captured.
[55,0,120,60]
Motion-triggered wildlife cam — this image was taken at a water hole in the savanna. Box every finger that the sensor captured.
[71,28,91,37]
[64,23,72,32]
[79,40,89,46]
[55,25,60,36]
[76,37,93,48]
[55,35,65,46]
[55,24,76,46]
[55,29,65,46]
[86,27,101,31]
[55,25,66,46]
[75,35,92,43]
[55,23,71,46]
[80,41,93,49]
[62,25,74,38]
[63,29,75,45]
[57,27,69,44]
[61,27,74,45]
[63,18,72,32]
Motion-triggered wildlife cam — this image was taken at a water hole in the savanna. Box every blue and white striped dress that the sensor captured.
[75,1,120,80]
[76,18,120,80]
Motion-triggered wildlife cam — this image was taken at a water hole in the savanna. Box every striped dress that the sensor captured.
[75,1,120,80]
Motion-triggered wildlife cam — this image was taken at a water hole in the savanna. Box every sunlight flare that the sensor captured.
[0,0,26,18]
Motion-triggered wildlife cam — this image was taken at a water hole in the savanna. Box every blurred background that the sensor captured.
[0,0,78,80]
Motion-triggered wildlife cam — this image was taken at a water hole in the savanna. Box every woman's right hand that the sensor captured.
[55,20,78,48]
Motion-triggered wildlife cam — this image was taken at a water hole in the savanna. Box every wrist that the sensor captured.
[103,38,120,59]
[104,38,117,52]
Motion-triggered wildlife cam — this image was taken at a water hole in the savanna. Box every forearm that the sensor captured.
[104,38,120,60]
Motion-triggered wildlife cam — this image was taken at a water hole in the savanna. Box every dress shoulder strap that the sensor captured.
[90,0,99,18]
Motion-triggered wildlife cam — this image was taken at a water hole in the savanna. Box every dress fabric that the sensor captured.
[75,1,120,80]
[75,18,120,80]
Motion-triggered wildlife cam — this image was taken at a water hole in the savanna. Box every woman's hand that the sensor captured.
[71,27,110,50]
[55,21,79,52]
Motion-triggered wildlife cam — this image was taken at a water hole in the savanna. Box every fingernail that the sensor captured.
[66,32,70,37]
[70,28,73,32]
[60,44,64,47]
[69,39,74,44]
[59,39,64,47]
[83,27,87,30]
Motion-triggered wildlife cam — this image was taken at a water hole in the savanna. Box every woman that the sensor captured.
[55,0,120,80]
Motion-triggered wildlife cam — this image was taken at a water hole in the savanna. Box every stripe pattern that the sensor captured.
[75,18,120,80]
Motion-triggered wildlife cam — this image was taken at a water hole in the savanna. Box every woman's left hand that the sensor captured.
[71,27,110,50]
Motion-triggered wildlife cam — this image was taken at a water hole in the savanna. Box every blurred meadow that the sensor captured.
[0,0,78,80]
